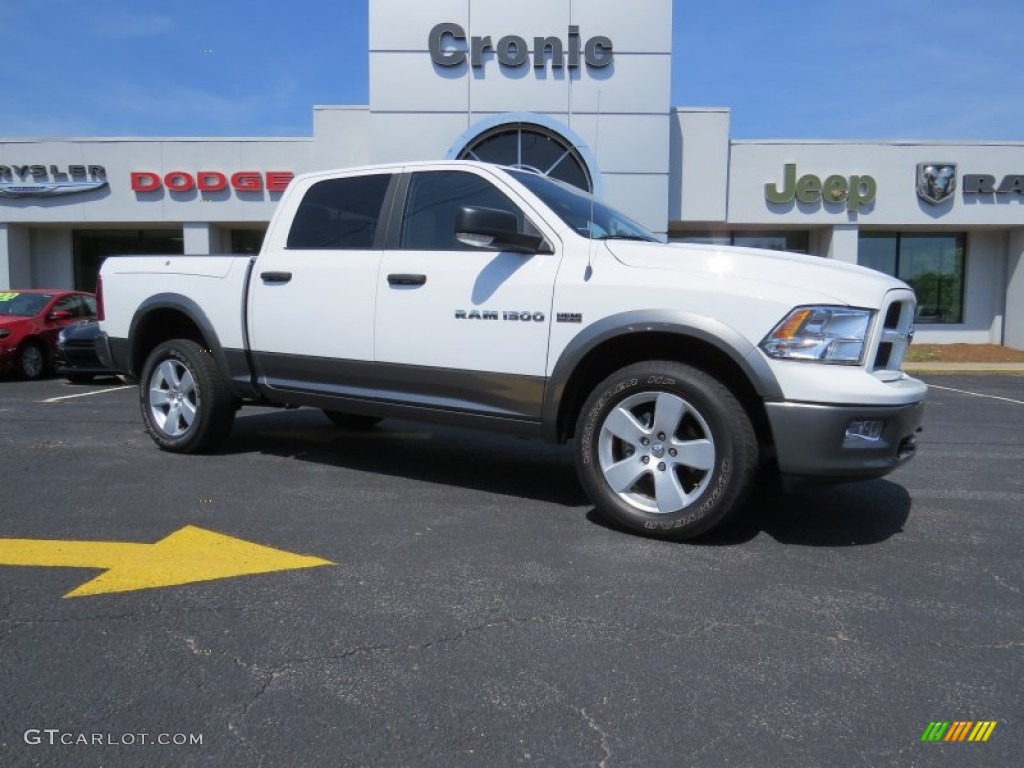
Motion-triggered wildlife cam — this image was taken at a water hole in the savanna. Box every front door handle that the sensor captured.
[387,273,427,286]
[260,271,292,284]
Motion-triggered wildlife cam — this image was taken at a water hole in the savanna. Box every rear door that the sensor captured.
[248,172,396,393]
[373,168,561,421]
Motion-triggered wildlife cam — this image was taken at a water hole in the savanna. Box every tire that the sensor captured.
[575,361,758,541]
[140,339,236,453]
[66,373,94,384]
[18,342,47,380]
[322,410,382,430]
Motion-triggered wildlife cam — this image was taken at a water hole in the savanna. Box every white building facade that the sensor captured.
[1,0,1022,346]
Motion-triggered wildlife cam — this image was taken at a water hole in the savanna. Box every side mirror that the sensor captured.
[455,206,552,255]
[49,310,73,321]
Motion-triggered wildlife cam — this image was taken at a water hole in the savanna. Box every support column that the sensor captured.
[0,224,9,290]
[0,224,31,288]
[821,224,860,265]
[1005,228,1024,350]
[31,229,74,287]
[182,222,214,255]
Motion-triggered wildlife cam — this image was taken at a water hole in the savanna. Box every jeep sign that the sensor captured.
[765,163,877,213]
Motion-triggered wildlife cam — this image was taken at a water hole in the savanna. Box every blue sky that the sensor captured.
[3,0,1021,141]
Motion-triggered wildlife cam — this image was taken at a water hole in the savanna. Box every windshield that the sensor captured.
[0,292,51,317]
[508,170,658,242]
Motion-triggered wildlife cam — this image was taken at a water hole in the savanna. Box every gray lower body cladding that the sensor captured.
[766,399,924,484]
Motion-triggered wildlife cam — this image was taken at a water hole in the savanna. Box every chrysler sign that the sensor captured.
[0,164,107,198]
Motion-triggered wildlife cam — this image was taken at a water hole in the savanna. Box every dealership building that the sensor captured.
[1,0,1022,347]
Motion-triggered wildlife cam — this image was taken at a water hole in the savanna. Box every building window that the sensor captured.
[670,230,810,254]
[457,123,592,193]
[73,229,184,291]
[859,233,965,324]
[230,229,265,255]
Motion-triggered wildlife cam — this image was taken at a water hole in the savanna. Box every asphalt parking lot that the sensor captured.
[0,373,1021,767]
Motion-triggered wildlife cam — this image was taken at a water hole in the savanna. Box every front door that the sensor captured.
[374,168,561,421]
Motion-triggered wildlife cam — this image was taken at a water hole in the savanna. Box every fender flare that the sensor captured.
[542,309,783,440]
[128,293,231,384]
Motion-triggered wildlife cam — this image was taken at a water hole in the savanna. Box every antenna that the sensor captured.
[586,91,601,281]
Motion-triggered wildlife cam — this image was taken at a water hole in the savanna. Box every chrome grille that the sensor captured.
[870,291,916,373]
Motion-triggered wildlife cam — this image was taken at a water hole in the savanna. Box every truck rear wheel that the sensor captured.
[575,361,758,540]
[140,339,235,453]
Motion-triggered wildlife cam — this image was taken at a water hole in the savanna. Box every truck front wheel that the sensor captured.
[575,361,758,540]
[140,339,235,453]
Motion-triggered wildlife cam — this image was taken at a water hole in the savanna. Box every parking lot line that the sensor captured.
[41,385,134,403]
[928,384,1024,406]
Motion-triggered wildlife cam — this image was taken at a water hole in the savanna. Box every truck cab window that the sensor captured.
[400,171,538,251]
[287,174,392,250]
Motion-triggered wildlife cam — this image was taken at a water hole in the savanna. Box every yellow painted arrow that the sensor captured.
[0,525,334,598]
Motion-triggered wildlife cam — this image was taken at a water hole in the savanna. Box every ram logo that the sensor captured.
[916,162,957,205]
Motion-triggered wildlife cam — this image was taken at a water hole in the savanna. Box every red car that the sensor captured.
[0,290,97,379]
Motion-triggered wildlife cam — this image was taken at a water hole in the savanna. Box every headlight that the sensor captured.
[0,329,10,339]
[57,327,70,345]
[760,306,874,364]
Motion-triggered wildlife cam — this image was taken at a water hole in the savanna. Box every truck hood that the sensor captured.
[605,240,909,307]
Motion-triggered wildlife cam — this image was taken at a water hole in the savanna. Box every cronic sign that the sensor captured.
[429,23,612,71]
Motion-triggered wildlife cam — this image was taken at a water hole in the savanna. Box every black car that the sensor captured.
[55,319,118,383]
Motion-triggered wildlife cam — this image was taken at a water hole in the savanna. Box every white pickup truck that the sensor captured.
[97,160,925,540]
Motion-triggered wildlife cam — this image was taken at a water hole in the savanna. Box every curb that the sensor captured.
[904,362,1024,374]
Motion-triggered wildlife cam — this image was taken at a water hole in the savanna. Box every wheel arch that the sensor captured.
[544,311,781,445]
[17,334,47,352]
[128,294,230,384]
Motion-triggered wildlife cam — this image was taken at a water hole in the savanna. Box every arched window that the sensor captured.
[457,123,593,192]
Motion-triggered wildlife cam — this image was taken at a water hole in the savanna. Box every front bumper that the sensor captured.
[766,399,924,484]
[55,359,116,375]
[55,341,115,376]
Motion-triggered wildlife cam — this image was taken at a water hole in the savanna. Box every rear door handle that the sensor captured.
[387,273,427,286]
[260,271,292,284]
